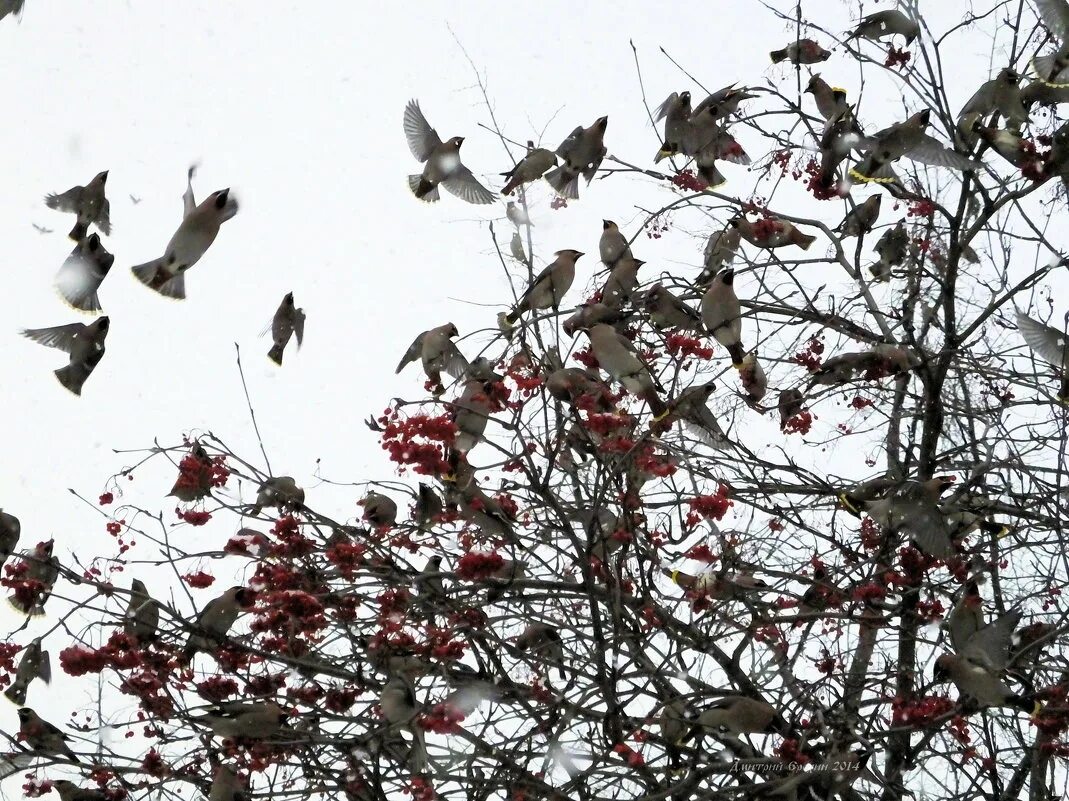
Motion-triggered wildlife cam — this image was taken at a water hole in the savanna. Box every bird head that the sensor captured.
[96,170,109,184]
[446,323,460,338]
[558,249,584,261]
[932,654,953,683]
[804,74,821,94]
[1001,68,1021,83]
[451,136,465,148]
[916,109,932,126]
[284,292,294,304]
[602,220,616,230]
[720,267,736,284]
[212,189,231,209]
[680,90,691,104]
[594,116,609,130]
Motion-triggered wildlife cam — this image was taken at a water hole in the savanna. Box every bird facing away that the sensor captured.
[54,234,114,312]
[124,578,160,644]
[502,249,584,325]
[1032,0,1069,86]
[131,167,238,299]
[501,141,557,195]
[3,639,50,706]
[17,707,80,762]
[396,323,467,394]
[701,268,745,366]
[21,317,110,396]
[45,170,111,241]
[544,116,608,199]
[404,99,494,204]
[267,292,306,366]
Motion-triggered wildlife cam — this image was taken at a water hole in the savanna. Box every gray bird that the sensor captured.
[22,317,109,396]
[659,381,730,448]
[1032,0,1069,87]
[7,540,57,616]
[653,91,693,161]
[584,323,667,419]
[18,708,79,762]
[124,578,159,644]
[869,221,909,281]
[805,75,849,121]
[251,476,305,513]
[599,220,632,266]
[404,100,494,204]
[778,388,806,429]
[379,670,427,766]
[267,292,305,366]
[502,249,583,325]
[690,84,758,123]
[501,141,557,195]
[701,268,744,366]
[849,9,920,44]
[959,68,1028,127]
[3,639,49,706]
[0,1,25,22]
[506,202,532,228]
[600,257,644,310]
[362,492,398,527]
[448,471,516,541]
[681,695,782,739]
[0,510,20,571]
[836,195,882,237]
[414,483,443,529]
[52,781,106,801]
[641,283,701,331]
[974,123,1038,168]
[515,623,566,679]
[818,103,867,188]
[195,701,285,739]
[451,378,493,453]
[561,300,624,337]
[182,586,253,662]
[1016,307,1069,401]
[770,39,832,65]
[841,477,958,557]
[208,765,245,801]
[45,171,110,241]
[54,234,114,312]
[696,226,741,286]
[739,352,767,404]
[545,117,608,199]
[545,366,614,410]
[850,109,975,183]
[131,168,237,299]
[396,323,467,394]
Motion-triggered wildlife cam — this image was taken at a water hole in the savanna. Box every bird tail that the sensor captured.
[3,683,26,706]
[791,230,817,250]
[500,174,520,195]
[654,143,677,163]
[839,492,863,517]
[267,342,285,366]
[1032,55,1069,87]
[696,160,727,188]
[769,48,788,64]
[7,595,31,615]
[544,166,581,199]
[132,260,186,299]
[68,220,87,241]
[408,175,440,202]
[54,363,90,396]
[54,276,102,313]
[43,193,61,210]
[726,342,746,368]
[978,520,1013,539]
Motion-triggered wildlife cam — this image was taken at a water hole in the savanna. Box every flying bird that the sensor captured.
[501,141,557,195]
[54,234,114,312]
[267,292,305,366]
[21,316,109,395]
[1016,307,1069,401]
[403,99,494,204]
[545,116,608,199]
[44,170,111,241]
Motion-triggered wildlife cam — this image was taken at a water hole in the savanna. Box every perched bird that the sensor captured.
[658,695,690,748]
[600,256,644,310]
[664,568,768,600]
[379,670,427,766]
[1032,0,1069,87]
[7,540,58,616]
[849,9,920,44]
[584,323,667,419]
[818,103,867,188]
[599,220,632,266]
[641,283,701,331]
[414,483,443,529]
[52,781,106,801]
[841,477,959,557]
[808,346,914,389]
[778,388,806,429]
[973,124,1041,170]
[515,623,566,679]
[561,300,623,337]
[1015,307,1069,401]
[21,316,109,396]
[44,171,110,241]
[770,39,832,65]
[739,352,767,404]
[131,168,238,299]
[403,99,494,204]
[451,377,494,453]
[545,366,614,411]
[251,476,305,513]
[1022,77,1069,107]
[196,701,285,739]
[805,75,849,121]
[208,765,245,801]
[414,554,446,609]
[267,292,305,366]
[696,226,741,286]
[54,234,114,312]
[545,116,608,199]
[0,510,20,571]
[837,195,882,237]
[396,323,467,394]
[502,249,583,325]
[17,707,79,762]
[869,221,910,280]
[124,578,160,644]
[362,492,398,526]
[500,141,557,195]
[729,215,816,250]
[653,91,693,161]
[959,68,1028,127]
[3,639,49,706]
[701,268,745,366]
[657,381,729,448]
[934,602,1036,712]
[181,586,254,662]
[681,695,783,739]
[448,473,516,542]
[691,85,758,123]
[0,1,25,22]
[850,109,975,183]
[506,202,532,228]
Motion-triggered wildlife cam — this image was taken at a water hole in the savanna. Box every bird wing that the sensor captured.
[396,331,427,374]
[293,310,305,348]
[21,323,85,353]
[97,198,112,235]
[1036,0,1069,41]
[962,609,1021,670]
[183,164,198,218]
[653,92,679,123]
[44,186,81,213]
[555,125,584,158]
[442,166,496,205]
[403,100,443,162]
[1016,308,1069,366]
[904,135,977,170]
[440,340,469,380]
[959,81,996,117]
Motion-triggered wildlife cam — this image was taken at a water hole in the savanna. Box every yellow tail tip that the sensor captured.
[652,409,670,422]
[831,87,848,94]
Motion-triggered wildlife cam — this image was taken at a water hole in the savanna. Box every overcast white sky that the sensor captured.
[0,0,1056,781]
